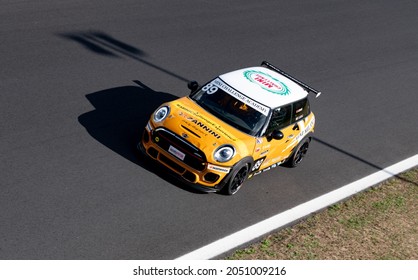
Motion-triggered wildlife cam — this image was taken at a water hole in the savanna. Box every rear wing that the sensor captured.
[261,61,322,97]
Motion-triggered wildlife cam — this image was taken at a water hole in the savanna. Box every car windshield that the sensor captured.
[190,78,269,136]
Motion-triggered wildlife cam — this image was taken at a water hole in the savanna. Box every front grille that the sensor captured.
[159,153,186,174]
[152,128,207,171]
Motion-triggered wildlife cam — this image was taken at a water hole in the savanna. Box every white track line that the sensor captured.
[176,154,418,260]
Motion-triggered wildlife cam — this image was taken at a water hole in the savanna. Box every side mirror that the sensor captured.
[272,130,284,140]
[187,80,199,92]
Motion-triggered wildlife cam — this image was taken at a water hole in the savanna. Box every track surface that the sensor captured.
[1,0,417,259]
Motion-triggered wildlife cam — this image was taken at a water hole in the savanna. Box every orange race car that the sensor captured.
[138,61,321,195]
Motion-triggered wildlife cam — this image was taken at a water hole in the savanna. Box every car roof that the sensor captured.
[218,66,308,109]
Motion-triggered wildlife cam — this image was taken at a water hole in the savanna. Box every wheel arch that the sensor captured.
[217,156,254,191]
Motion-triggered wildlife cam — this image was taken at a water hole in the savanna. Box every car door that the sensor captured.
[251,97,313,173]
[250,103,297,174]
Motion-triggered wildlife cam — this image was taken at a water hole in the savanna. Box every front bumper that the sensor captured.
[138,128,231,192]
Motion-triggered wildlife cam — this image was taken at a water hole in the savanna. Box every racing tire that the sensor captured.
[222,164,249,195]
[285,137,310,168]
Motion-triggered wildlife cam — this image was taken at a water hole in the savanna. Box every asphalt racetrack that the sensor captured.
[1,0,418,259]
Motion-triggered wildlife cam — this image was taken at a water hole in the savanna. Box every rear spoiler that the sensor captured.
[261,61,321,97]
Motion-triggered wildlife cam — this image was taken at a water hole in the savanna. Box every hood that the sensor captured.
[155,97,254,162]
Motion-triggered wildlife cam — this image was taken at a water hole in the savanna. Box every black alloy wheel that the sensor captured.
[285,138,310,168]
[223,164,249,195]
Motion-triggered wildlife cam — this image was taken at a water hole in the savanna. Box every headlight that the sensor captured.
[153,106,169,122]
[214,145,235,162]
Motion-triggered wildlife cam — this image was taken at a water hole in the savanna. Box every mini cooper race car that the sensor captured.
[138,61,321,195]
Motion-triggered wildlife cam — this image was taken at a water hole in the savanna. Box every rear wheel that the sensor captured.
[285,138,310,167]
[222,164,249,195]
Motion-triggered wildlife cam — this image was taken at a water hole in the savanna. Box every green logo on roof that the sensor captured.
[244,70,290,95]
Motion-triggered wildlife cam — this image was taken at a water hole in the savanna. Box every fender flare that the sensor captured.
[290,132,313,154]
[284,133,313,167]
[217,156,254,190]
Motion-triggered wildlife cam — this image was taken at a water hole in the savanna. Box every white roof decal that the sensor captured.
[243,70,291,96]
[219,66,309,109]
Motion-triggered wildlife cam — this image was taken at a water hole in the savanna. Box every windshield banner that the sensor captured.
[212,78,270,116]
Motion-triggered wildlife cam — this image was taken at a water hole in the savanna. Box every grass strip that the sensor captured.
[227,168,418,260]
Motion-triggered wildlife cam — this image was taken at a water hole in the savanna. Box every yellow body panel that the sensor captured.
[249,113,315,177]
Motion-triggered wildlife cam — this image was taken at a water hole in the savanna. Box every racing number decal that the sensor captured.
[252,157,266,172]
[202,83,219,95]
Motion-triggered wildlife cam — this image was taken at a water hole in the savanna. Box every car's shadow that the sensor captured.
[78,80,206,194]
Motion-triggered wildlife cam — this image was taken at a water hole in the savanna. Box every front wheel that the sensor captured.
[222,164,249,195]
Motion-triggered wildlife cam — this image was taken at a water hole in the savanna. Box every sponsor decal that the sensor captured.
[212,78,270,116]
[168,145,185,160]
[176,103,235,140]
[295,117,315,142]
[244,70,290,96]
[190,118,221,139]
[260,150,269,156]
[250,160,286,177]
[207,164,230,174]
